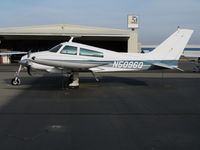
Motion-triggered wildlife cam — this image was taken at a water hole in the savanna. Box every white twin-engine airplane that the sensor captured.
[7,28,193,87]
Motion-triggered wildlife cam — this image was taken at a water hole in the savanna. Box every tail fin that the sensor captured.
[147,29,193,60]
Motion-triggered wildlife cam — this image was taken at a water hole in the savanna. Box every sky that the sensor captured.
[0,0,199,44]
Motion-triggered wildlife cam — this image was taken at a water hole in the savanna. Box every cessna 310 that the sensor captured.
[0,28,193,88]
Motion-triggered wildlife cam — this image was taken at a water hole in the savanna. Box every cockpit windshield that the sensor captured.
[49,44,62,53]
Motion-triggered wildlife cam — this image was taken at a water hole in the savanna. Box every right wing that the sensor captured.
[182,53,200,58]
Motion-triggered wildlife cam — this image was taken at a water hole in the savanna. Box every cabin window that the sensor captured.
[49,44,62,53]
[80,48,103,58]
[60,46,77,55]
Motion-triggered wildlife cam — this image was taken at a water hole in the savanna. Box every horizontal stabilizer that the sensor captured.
[152,62,183,71]
[152,62,176,69]
[182,53,200,58]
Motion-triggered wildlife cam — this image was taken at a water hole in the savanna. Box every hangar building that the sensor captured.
[0,24,140,63]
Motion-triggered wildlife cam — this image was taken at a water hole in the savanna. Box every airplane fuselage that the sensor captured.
[22,44,135,73]
[20,42,166,73]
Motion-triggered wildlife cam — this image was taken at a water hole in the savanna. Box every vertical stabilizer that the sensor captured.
[147,29,193,60]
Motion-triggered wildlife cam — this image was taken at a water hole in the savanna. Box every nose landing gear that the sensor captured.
[11,65,22,86]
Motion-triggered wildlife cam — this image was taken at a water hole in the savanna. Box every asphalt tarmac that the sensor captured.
[0,62,200,150]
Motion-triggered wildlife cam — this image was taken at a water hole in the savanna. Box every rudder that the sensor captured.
[147,29,193,60]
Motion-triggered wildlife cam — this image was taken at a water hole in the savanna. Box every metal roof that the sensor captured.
[0,24,131,37]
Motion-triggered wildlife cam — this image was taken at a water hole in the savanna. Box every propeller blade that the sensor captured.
[27,65,32,76]
[27,50,31,58]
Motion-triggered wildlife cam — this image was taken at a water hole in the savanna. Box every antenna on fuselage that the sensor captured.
[69,37,74,42]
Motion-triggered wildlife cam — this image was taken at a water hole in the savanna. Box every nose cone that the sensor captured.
[19,55,28,64]
[19,53,35,65]
[19,51,47,65]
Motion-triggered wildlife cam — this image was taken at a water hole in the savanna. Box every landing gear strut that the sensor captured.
[68,72,79,88]
[91,72,100,82]
[11,65,22,86]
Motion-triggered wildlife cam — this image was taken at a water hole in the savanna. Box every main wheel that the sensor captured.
[11,78,21,85]
[192,67,197,72]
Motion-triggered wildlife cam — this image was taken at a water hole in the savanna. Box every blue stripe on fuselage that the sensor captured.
[37,59,178,68]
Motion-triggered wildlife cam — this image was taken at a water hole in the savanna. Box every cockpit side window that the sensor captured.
[80,48,104,58]
[49,44,62,53]
[60,46,77,55]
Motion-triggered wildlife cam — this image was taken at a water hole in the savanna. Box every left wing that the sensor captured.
[0,51,27,56]
[31,58,110,70]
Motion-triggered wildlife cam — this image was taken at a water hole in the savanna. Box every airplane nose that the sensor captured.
[19,55,31,66]
[19,59,28,65]
[19,55,28,64]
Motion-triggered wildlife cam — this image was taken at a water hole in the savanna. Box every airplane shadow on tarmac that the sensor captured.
[4,75,148,91]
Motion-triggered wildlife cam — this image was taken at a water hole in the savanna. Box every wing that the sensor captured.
[31,58,110,71]
[0,51,27,56]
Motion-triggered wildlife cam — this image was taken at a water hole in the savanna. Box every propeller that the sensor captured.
[19,50,34,76]
[27,50,31,58]
[26,50,32,76]
[27,65,32,76]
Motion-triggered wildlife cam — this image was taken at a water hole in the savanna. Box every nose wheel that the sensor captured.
[11,78,21,85]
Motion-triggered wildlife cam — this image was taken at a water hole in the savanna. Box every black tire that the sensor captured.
[68,85,79,89]
[192,67,196,72]
[11,78,21,85]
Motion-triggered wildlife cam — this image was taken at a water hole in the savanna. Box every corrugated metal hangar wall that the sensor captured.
[0,24,140,62]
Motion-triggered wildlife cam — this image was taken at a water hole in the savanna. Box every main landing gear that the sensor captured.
[68,72,79,88]
[193,67,200,72]
[66,71,100,88]
[11,65,22,86]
